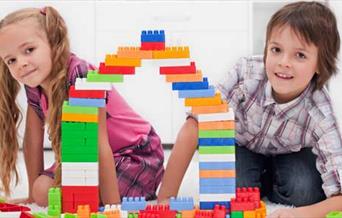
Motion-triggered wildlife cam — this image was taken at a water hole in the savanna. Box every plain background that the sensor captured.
[0,0,341,146]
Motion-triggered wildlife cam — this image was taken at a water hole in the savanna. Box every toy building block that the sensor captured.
[199,162,236,170]
[198,146,235,155]
[63,213,77,218]
[77,205,90,218]
[153,46,190,59]
[170,197,194,211]
[128,213,138,218]
[200,185,235,194]
[180,207,198,218]
[142,205,176,218]
[47,204,60,217]
[198,121,235,131]
[185,92,221,107]
[62,113,98,123]
[75,78,112,91]
[191,101,229,115]
[62,186,99,213]
[121,197,146,211]
[255,201,266,218]
[61,163,98,186]
[326,211,342,218]
[105,55,141,67]
[141,42,165,50]
[199,129,235,138]
[236,187,260,202]
[178,86,215,98]
[20,212,34,218]
[99,62,136,75]
[230,211,243,218]
[165,71,203,82]
[213,204,227,218]
[117,47,153,59]
[48,187,61,209]
[69,97,106,108]
[199,154,235,162]
[199,170,236,178]
[0,203,30,212]
[197,110,235,122]
[230,197,258,211]
[198,138,235,146]
[69,85,106,99]
[194,210,213,218]
[63,101,99,115]
[0,212,23,217]
[160,62,196,75]
[32,212,48,218]
[141,30,165,42]
[87,70,124,83]
[172,78,209,92]
[90,213,107,218]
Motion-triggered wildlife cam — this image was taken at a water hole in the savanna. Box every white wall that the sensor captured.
[0,0,341,146]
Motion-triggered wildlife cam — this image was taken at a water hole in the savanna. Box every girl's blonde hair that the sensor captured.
[0,6,70,195]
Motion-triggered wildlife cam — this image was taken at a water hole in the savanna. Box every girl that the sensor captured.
[0,7,164,207]
[158,2,342,217]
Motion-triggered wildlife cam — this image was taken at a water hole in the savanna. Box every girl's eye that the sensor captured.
[270,47,281,53]
[25,47,34,54]
[296,52,306,59]
[7,58,16,65]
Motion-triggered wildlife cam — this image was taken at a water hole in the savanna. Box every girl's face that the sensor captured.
[265,25,318,103]
[0,19,52,89]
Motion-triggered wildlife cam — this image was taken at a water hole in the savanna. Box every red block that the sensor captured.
[236,187,260,206]
[141,42,165,50]
[0,203,30,212]
[230,197,258,211]
[195,210,214,218]
[99,62,135,74]
[69,85,106,99]
[213,204,227,218]
[62,186,99,213]
[160,62,196,74]
[139,205,176,218]
[20,211,34,218]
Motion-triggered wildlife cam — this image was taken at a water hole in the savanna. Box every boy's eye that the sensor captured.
[7,58,16,65]
[270,47,281,53]
[25,47,34,54]
[296,52,306,59]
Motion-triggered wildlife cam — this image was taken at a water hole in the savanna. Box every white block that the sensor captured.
[199,154,235,162]
[75,78,112,90]
[0,212,21,218]
[62,162,98,186]
[198,110,234,122]
[199,193,235,202]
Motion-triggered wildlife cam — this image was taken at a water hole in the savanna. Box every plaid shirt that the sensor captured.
[217,55,342,197]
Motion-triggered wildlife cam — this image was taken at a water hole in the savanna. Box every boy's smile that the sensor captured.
[265,25,318,103]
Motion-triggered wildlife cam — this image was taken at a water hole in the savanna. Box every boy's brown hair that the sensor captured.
[264,1,340,90]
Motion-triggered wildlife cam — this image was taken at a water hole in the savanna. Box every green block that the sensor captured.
[62,122,98,131]
[62,145,98,154]
[176,213,182,218]
[63,213,77,218]
[91,213,107,218]
[326,211,342,218]
[87,70,124,83]
[62,153,98,162]
[62,135,98,146]
[128,213,138,218]
[231,211,243,218]
[198,130,235,138]
[33,212,48,218]
[62,101,98,114]
[198,146,235,154]
[48,205,60,217]
[48,187,61,208]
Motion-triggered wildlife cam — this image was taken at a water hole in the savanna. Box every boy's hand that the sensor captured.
[267,208,302,218]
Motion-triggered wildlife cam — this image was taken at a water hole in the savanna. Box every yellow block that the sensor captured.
[166,71,203,82]
[185,92,222,107]
[105,54,141,67]
[191,100,228,114]
[153,46,190,59]
[62,113,98,123]
[198,121,235,130]
[244,210,256,218]
[199,170,235,178]
[255,201,266,218]
[117,47,152,59]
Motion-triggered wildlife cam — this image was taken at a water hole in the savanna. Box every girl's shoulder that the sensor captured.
[67,53,96,86]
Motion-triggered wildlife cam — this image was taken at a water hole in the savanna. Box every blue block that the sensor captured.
[141,30,165,42]
[198,138,235,146]
[200,185,236,194]
[172,78,209,90]
[200,178,236,186]
[178,86,215,98]
[199,162,236,170]
[170,197,194,211]
[69,98,105,108]
[121,197,146,211]
[199,201,230,210]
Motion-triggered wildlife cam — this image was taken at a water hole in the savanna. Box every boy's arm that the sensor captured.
[98,108,120,204]
[22,105,45,202]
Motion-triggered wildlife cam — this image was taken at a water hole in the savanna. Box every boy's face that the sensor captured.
[0,19,52,89]
[265,25,318,103]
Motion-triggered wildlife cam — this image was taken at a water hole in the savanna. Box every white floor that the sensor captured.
[10,150,288,214]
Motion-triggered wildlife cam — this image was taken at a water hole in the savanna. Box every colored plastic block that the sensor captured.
[62,186,99,213]
[63,101,99,114]
[173,78,208,91]
[199,130,235,138]
[199,154,235,162]
[153,46,190,59]
[141,30,165,42]
[198,110,235,122]
[32,212,48,218]
[141,42,165,50]
[244,210,256,218]
[20,212,34,218]
[99,62,136,74]
[236,187,260,202]
[117,47,152,59]
[200,193,235,202]
[199,170,236,178]
[90,213,107,218]
[185,92,221,106]
[161,62,196,75]
[48,204,60,217]
[213,205,227,218]
[0,203,30,212]
[327,211,342,218]
[198,121,235,130]
[165,71,203,82]
[87,70,124,83]
[198,146,235,155]
[170,197,194,211]
[199,201,230,210]
[230,197,258,211]
[178,86,215,98]
[121,197,146,211]
[62,122,98,132]
[198,138,235,146]
[192,101,229,115]
[75,78,112,91]
[194,209,213,218]
[69,97,106,108]
[199,185,235,194]
[142,205,176,218]
[230,211,243,218]
[199,162,236,170]
[77,205,90,218]
[48,187,61,208]
[105,55,141,67]
[62,113,98,123]
[69,86,106,99]
[63,213,77,218]
[255,201,266,218]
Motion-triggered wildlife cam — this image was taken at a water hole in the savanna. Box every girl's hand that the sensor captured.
[267,208,302,218]
[7,197,34,205]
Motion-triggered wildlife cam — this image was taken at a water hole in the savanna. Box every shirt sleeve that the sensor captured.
[313,113,342,197]
[24,85,45,121]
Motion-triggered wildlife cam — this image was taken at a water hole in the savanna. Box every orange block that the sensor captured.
[62,113,98,123]
[77,205,90,218]
[105,54,141,67]
[199,170,236,178]
[117,47,153,59]
[255,201,266,218]
[103,210,121,218]
[185,93,222,107]
[198,121,235,130]
[191,101,228,114]
[166,71,203,82]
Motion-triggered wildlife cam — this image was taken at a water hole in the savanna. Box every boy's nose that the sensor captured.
[278,55,291,68]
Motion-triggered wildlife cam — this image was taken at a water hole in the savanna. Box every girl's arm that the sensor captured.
[98,108,121,204]
[23,105,45,202]
[269,195,342,218]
